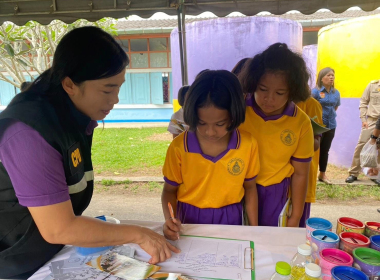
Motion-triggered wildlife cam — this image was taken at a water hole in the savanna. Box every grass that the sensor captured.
[101,179,131,186]
[92,127,171,175]
[316,183,380,201]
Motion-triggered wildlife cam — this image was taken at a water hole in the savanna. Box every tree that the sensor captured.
[0,18,117,88]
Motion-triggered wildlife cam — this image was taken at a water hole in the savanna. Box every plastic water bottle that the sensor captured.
[300,263,322,280]
[290,244,312,279]
[270,261,292,280]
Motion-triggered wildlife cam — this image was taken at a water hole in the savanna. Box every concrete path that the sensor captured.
[83,191,380,231]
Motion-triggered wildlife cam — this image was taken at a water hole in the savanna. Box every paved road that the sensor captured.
[83,191,380,231]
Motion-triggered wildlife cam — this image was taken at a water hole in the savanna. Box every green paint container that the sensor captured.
[353,248,380,279]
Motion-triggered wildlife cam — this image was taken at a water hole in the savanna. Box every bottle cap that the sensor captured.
[275,261,291,275]
[298,244,312,256]
[305,263,321,278]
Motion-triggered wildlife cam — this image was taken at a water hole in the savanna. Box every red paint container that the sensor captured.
[339,232,370,255]
[364,221,380,238]
[337,217,365,235]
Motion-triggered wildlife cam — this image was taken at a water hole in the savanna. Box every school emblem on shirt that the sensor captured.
[280,129,297,146]
[227,158,245,176]
[319,92,325,98]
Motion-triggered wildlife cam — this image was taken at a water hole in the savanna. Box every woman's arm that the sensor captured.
[287,160,311,227]
[243,180,258,226]
[29,201,180,264]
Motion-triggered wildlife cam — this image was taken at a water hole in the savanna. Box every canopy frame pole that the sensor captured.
[177,3,185,86]
[181,3,188,85]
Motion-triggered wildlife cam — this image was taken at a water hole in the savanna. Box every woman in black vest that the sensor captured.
[0,26,179,279]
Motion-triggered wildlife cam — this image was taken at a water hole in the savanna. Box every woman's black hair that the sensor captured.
[20,81,31,92]
[178,85,190,107]
[184,70,245,132]
[26,26,129,97]
[231,58,249,76]
[238,43,310,103]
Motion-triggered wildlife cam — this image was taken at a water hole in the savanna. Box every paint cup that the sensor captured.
[337,217,365,235]
[306,217,333,244]
[339,232,370,255]
[319,248,353,280]
[331,266,369,280]
[365,222,380,238]
[311,230,340,264]
[352,247,380,279]
[370,236,380,252]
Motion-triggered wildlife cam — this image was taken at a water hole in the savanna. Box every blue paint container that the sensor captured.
[370,235,380,252]
[311,230,339,263]
[331,266,369,280]
[306,217,333,244]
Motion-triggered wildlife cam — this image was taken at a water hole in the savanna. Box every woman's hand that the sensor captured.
[135,226,181,264]
[163,218,182,241]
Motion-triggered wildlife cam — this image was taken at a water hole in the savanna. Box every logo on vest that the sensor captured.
[71,148,82,167]
[280,129,296,146]
[68,142,84,175]
[227,158,245,176]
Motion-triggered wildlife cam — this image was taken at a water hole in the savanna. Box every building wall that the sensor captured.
[317,14,380,167]
[0,34,174,122]
[171,17,303,106]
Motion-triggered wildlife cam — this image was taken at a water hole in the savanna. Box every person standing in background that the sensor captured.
[346,80,380,185]
[312,67,341,184]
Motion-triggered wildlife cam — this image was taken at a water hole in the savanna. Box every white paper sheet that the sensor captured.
[129,236,253,280]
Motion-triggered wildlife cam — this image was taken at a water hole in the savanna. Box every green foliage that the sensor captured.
[0,18,118,88]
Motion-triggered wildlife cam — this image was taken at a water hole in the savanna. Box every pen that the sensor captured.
[168,202,175,220]
[168,202,180,240]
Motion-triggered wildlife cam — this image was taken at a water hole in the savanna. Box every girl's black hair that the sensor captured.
[178,85,190,107]
[238,43,310,103]
[184,70,245,132]
[27,26,129,97]
[231,58,249,76]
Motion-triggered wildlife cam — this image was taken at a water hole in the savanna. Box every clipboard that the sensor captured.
[171,234,255,280]
[310,117,330,135]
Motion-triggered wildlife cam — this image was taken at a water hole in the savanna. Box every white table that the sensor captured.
[29,220,306,280]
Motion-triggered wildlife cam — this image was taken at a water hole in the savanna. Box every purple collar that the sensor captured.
[184,129,240,163]
[246,96,296,121]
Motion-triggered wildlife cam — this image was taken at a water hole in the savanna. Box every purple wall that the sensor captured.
[302,44,318,89]
[329,98,361,168]
[170,17,303,99]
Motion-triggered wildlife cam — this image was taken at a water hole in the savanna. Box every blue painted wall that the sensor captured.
[103,107,172,122]
[0,71,173,122]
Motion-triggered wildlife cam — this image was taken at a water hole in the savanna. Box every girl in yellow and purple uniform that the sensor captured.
[238,43,314,227]
[296,97,323,227]
[161,70,260,240]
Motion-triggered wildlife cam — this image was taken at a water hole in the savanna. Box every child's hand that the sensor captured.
[287,215,300,227]
[163,218,182,241]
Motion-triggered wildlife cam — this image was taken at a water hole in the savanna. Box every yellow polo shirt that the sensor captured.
[239,97,314,187]
[163,129,260,208]
[297,97,323,203]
